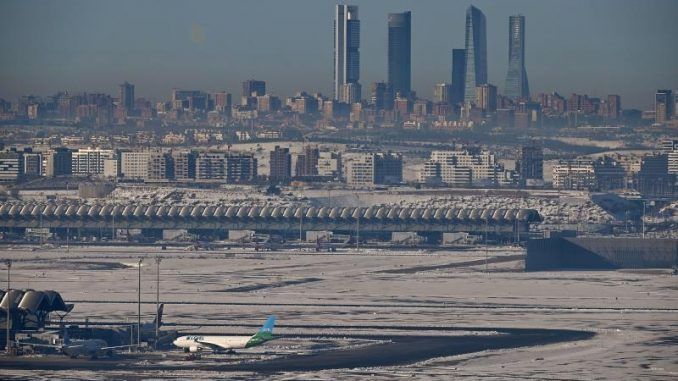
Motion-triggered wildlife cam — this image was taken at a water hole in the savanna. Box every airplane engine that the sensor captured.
[189,346,201,353]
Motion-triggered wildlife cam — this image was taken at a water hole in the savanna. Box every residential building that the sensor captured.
[269,146,291,184]
[44,148,72,177]
[172,150,197,181]
[345,152,402,187]
[195,151,257,183]
[552,160,596,190]
[71,148,115,175]
[517,145,543,185]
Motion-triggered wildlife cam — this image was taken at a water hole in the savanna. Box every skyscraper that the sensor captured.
[388,11,411,98]
[463,6,487,105]
[451,49,466,106]
[334,5,361,102]
[433,83,452,104]
[476,84,497,113]
[371,82,394,111]
[504,15,530,100]
[241,80,266,98]
[119,82,135,113]
[655,90,673,124]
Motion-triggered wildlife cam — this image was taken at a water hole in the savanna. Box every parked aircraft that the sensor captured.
[173,315,276,353]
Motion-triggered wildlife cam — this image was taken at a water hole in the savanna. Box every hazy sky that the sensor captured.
[1,0,677,109]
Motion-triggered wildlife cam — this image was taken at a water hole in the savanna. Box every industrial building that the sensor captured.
[0,201,540,241]
[526,237,678,271]
[0,289,73,349]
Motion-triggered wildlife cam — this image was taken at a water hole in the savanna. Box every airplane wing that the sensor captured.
[100,344,135,350]
[17,342,61,349]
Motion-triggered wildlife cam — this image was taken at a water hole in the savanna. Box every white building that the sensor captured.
[419,150,501,186]
[71,148,115,175]
[120,151,149,180]
[552,160,596,190]
[317,152,342,179]
[344,152,402,187]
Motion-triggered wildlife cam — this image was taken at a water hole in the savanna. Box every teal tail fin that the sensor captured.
[260,315,276,333]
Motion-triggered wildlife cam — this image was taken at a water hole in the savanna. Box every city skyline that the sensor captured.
[1,0,677,109]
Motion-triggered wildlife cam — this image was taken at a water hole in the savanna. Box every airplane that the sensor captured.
[139,303,164,342]
[20,326,132,359]
[173,315,276,353]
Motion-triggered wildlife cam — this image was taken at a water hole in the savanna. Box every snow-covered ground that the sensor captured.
[1,244,676,379]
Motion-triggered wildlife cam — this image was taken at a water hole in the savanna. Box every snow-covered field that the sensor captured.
[2,244,676,380]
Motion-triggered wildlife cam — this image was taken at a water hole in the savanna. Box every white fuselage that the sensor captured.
[173,335,251,351]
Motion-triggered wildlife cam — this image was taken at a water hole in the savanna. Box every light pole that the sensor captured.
[154,256,161,350]
[355,194,360,252]
[299,205,304,244]
[137,257,143,350]
[5,259,11,355]
[642,201,646,239]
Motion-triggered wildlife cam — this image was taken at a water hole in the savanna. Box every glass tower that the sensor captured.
[451,49,466,106]
[334,5,361,102]
[504,15,530,100]
[388,11,411,98]
[463,6,487,105]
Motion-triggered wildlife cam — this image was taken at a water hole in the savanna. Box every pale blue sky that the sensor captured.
[1,0,676,109]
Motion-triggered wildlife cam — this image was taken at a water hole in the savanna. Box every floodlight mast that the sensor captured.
[5,259,11,355]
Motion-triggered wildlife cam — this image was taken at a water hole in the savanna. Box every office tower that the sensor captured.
[119,82,135,113]
[341,82,362,104]
[388,11,411,97]
[213,91,232,114]
[371,82,394,111]
[242,80,266,98]
[269,146,291,184]
[334,5,361,102]
[434,83,452,104]
[450,49,466,106]
[504,15,530,100]
[476,84,497,113]
[518,145,543,184]
[463,6,487,104]
[655,90,673,124]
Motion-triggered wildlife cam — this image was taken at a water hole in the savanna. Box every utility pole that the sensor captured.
[154,256,161,350]
[5,259,11,355]
[137,258,143,350]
